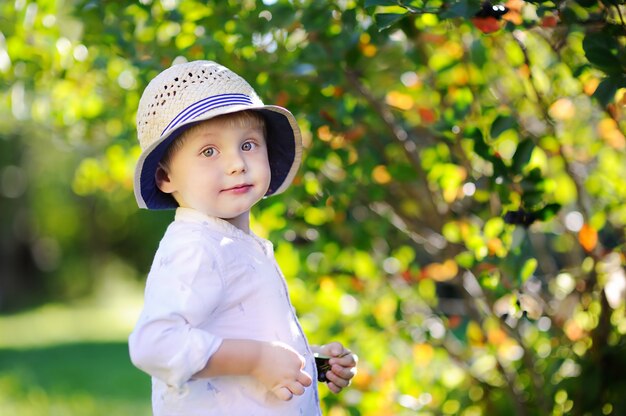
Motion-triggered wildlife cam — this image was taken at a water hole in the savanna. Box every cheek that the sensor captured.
[260,161,272,183]
[252,154,271,174]
[252,159,271,191]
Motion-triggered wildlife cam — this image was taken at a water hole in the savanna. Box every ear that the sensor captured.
[155,165,176,194]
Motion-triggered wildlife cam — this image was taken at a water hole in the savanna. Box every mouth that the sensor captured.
[221,184,253,193]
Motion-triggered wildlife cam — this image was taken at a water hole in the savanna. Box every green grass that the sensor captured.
[0,342,152,415]
[0,277,153,416]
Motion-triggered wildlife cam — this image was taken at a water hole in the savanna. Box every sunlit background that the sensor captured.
[1,0,625,415]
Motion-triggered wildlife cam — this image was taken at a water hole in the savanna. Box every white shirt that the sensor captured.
[129,208,320,416]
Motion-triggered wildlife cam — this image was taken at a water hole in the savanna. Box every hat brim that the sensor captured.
[134,104,302,210]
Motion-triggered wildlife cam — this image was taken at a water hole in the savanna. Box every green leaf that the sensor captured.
[572,63,592,78]
[441,0,481,19]
[490,115,516,138]
[470,39,488,68]
[525,167,543,182]
[374,12,407,30]
[365,0,399,7]
[560,2,591,23]
[535,203,561,221]
[469,129,493,160]
[511,139,535,174]
[582,33,623,76]
[453,87,474,114]
[492,157,508,178]
[592,76,626,107]
[574,0,597,6]
[455,251,475,268]
[523,192,545,209]
[485,217,505,238]
[520,258,538,283]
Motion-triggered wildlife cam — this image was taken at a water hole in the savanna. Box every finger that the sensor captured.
[326,382,342,394]
[325,369,350,388]
[330,352,357,367]
[329,342,344,356]
[297,369,313,387]
[321,342,343,357]
[287,381,306,396]
[272,386,294,401]
[297,352,306,369]
[331,363,357,381]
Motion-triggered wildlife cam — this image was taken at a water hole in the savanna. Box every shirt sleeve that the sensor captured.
[129,235,224,388]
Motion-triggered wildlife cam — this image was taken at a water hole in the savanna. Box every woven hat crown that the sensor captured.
[136,61,264,150]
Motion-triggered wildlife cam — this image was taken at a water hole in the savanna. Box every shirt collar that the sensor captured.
[174,208,271,250]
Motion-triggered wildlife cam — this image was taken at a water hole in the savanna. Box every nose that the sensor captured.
[226,151,246,175]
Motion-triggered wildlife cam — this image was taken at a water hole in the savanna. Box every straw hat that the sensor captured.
[134,60,302,210]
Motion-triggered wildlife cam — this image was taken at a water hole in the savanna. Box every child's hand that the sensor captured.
[316,342,358,394]
[253,341,312,401]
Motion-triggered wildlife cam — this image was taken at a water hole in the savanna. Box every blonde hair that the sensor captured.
[159,110,266,171]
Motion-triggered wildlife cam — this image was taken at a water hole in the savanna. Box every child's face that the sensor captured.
[156,117,271,227]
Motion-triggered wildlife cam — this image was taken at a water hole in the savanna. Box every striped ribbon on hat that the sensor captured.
[161,93,254,136]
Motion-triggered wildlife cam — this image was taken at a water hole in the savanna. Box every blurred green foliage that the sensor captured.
[1,0,625,415]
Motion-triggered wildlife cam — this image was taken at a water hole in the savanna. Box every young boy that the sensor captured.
[129,60,357,415]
